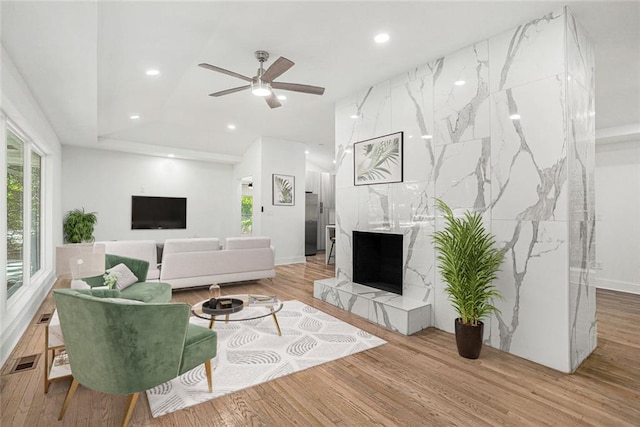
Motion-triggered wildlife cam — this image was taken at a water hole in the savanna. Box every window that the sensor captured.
[31,151,42,275]
[241,195,253,234]
[6,130,24,297]
[5,128,43,298]
[241,177,253,234]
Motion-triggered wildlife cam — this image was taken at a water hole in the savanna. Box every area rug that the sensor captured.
[146,300,386,418]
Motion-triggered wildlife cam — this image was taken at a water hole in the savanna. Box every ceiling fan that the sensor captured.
[198,50,325,109]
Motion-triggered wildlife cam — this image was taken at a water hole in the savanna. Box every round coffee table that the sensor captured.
[191,294,284,336]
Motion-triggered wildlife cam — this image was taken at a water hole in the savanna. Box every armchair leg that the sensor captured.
[121,393,140,427]
[204,359,213,393]
[58,378,80,420]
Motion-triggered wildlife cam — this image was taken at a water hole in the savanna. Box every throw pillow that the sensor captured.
[106,263,138,290]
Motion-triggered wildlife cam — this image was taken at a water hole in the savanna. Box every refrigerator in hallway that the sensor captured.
[305,193,318,256]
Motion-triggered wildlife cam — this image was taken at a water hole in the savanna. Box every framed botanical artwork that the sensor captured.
[272,174,295,206]
[353,131,403,186]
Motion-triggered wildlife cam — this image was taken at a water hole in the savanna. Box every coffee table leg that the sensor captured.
[225,314,230,324]
[271,311,282,336]
[209,315,216,329]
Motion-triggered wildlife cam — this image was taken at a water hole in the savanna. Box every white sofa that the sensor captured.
[95,240,160,280]
[159,236,275,289]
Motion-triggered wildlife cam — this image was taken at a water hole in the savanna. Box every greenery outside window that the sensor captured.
[6,127,43,299]
[31,151,42,275]
[7,130,24,298]
[241,195,253,234]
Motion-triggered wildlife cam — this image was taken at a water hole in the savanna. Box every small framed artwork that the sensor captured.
[272,174,295,206]
[353,131,403,186]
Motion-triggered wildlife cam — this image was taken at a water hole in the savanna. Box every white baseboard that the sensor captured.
[275,256,306,266]
[593,277,640,295]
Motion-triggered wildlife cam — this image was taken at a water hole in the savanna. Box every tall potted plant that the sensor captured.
[63,208,98,243]
[432,199,504,359]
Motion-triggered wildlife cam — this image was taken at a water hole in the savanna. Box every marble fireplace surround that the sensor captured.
[315,7,596,373]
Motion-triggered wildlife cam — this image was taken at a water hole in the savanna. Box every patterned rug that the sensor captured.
[146,300,386,418]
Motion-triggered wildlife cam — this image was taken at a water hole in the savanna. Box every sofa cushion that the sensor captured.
[163,238,220,256]
[96,240,160,280]
[225,236,271,250]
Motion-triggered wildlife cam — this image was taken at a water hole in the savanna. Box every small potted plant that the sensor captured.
[432,199,504,359]
[63,208,98,243]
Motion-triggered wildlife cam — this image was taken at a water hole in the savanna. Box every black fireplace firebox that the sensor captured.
[352,231,403,295]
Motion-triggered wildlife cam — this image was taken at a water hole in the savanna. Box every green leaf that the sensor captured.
[432,199,504,325]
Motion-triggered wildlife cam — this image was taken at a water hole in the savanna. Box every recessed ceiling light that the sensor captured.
[227,124,236,130]
[304,150,310,155]
[374,33,390,44]
[454,80,466,86]
[332,159,337,164]
[509,114,521,120]
[421,134,433,139]
[277,95,287,101]
[146,69,160,76]
[168,154,175,158]
[129,114,140,120]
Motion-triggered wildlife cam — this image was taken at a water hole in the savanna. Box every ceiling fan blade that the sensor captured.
[198,63,252,82]
[209,85,251,97]
[265,92,282,109]
[261,56,294,83]
[271,82,325,95]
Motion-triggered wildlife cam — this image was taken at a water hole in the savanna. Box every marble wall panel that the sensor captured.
[394,182,435,303]
[355,82,392,142]
[435,137,490,212]
[433,42,490,146]
[332,7,595,370]
[335,103,358,190]
[489,9,564,93]
[566,8,595,94]
[391,65,434,183]
[335,187,359,283]
[358,184,393,232]
[490,219,570,372]
[566,30,597,370]
[491,76,567,221]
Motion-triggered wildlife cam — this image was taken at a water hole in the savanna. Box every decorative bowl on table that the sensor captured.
[202,298,245,315]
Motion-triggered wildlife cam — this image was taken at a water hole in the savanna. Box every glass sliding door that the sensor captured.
[31,151,42,275]
[6,130,24,298]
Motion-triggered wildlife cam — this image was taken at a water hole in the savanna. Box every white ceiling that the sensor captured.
[2,1,639,170]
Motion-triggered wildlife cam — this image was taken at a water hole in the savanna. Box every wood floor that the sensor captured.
[2,255,639,426]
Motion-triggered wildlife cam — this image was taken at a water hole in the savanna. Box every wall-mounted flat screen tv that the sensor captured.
[131,196,187,229]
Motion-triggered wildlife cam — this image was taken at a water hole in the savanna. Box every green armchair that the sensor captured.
[73,254,171,303]
[53,288,217,426]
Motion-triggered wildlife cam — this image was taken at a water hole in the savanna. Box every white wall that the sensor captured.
[62,146,235,242]
[261,137,306,264]
[1,46,62,366]
[595,140,640,294]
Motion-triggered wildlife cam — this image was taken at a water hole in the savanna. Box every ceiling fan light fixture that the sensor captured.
[251,80,271,97]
